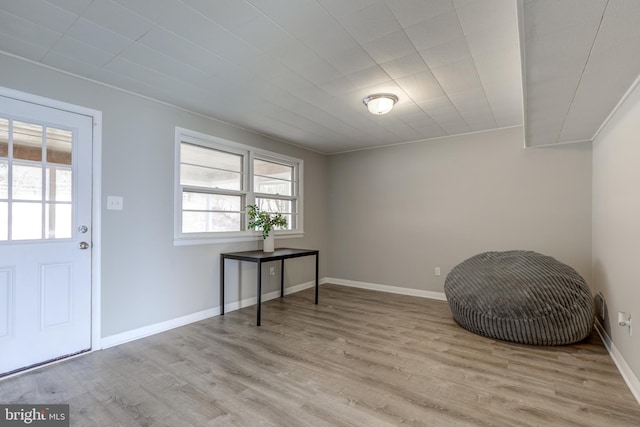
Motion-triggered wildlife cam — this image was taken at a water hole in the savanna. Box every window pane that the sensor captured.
[181,143,242,172]
[46,127,72,165]
[13,121,43,162]
[180,164,242,190]
[254,159,292,178]
[13,163,42,200]
[0,202,6,241]
[256,198,293,230]
[182,211,241,233]
[256,198,292,214]
[254,175,292,196]
[46,166,72,202]
[12,202,42,240]
[182,192,241,211]
[0,161,7,199]
[254,159,293,196]
[0,118,7,158]
[45,203,72,239]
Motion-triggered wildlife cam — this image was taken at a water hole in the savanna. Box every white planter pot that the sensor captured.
[263,233,275,252]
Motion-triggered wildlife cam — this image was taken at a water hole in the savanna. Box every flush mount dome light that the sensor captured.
[363,93,398,115]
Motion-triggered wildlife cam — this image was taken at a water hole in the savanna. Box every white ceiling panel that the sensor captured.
[0,0,78,33]
[395,70,445,103]
[0,10,62,50]
[82,0,154,40]
[522,0,640,147]
[438,120,472,136]
[41,50,101,78]
[405,10,464,51]
[431,57,483,95]
[379,53,429,79]
[299,22,360,59]
[337,2,402,44]
[66,18,132,54]
[346,65,391,90]
[110,0,181,24]
[317,77,359,97]
[182,0,261,31]
[136,28,228,78]
[118,43,212,88]
[0,32,49,62]
[456,0,515,35]
[362,30,416,64]
[522,0,607,36]
[323,46,375,75]
[250,0,334,40]
[386,0,453,29]
[317,0,383,21]
[53,34,117,67]
[419,38,471,69]
[1,0,636,153]
[232,16,294,53]
[45,0,93,15]
[465,22,519,57]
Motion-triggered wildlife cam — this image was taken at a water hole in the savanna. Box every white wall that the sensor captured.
[327,126,592,293]
[592,81,640,382]
[0,54,328,338]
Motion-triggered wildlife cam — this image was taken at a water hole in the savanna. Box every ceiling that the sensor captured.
[521,0,640,147]
[0,1,638,154]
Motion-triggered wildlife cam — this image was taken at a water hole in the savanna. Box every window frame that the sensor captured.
[174,127,304,245]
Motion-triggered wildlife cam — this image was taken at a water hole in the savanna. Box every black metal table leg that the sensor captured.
[280,258,285,298]
[220,254,225,316]
[257,261,262,326]
[315,253,319,304]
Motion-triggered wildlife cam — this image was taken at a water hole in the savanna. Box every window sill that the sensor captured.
[173,232,304,247]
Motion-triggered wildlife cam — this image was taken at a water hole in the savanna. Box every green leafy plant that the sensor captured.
[246,204,288,239]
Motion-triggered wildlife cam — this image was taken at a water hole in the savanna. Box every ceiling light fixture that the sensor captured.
[362,93,398,115]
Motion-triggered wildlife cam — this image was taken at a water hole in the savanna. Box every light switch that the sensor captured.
[107,196,123,210]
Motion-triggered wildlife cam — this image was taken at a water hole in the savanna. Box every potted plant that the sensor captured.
[247,204,288,252]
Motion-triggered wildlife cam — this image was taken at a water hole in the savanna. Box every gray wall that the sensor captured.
[592,81,640,381]
[0,54,328,337]
[327,126,592,292]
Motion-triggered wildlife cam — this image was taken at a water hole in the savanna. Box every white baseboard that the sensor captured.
[101,279,323,349]
[325,277,447,301]
[100,277,439,349]
[595,319,640,405]
[101,307,219,349]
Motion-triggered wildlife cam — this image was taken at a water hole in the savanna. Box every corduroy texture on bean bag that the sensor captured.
[444,251,594,345]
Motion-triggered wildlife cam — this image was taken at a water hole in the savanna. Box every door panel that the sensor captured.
[41,263,73,329]
[0,268,12,338]
[0,95,92,375]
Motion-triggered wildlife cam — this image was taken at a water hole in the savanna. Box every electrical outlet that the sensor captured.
[107,196,123,210]
[435,267,441,276]
[618,311,633,336]
[269,267,275,276]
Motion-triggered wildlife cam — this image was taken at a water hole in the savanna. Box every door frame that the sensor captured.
[0,85,102,357]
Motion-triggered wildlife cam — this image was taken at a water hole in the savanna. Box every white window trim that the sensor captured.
[174,127,304,246]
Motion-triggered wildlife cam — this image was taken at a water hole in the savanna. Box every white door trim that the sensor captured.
[0,85,102,353]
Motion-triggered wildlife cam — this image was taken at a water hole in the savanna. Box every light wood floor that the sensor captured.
[1,284,639,426]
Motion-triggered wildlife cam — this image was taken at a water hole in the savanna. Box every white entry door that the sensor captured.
[0,95,93,376]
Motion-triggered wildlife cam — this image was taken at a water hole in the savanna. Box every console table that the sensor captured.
[220,248,319,326]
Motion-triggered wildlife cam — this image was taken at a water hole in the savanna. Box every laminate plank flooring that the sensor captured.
[1,284,639,426]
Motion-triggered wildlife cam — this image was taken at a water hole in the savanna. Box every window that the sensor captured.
[175,127,303,244]
[1,117,74,242]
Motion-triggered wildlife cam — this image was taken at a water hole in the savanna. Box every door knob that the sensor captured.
[79,242,90,250]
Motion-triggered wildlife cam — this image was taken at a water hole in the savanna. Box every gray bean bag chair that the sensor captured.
[444,251,594,345]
